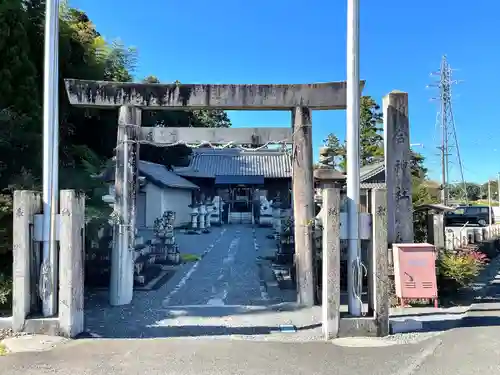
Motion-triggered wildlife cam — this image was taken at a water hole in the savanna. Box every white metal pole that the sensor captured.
[41,0,60,317]
[346,0,362,316]
[488,179,492,230]
[497,172,500,207]
[49,0,60,313]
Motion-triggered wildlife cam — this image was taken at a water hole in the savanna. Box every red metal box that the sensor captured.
[392,243,438,307]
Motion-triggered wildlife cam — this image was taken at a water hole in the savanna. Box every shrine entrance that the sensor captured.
[222,184,263,225]
[10,79,414,339]
[63,78,351,309]
[227,186,253,224]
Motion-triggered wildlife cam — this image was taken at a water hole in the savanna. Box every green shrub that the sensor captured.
[0,273,12,306]
[438,251,483,287]
[181,254,200,263]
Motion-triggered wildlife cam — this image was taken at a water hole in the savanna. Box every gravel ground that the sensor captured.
[83,225,274,338]
[164,225,266,306]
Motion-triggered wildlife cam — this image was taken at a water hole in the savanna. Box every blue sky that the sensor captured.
[71,0,498,183]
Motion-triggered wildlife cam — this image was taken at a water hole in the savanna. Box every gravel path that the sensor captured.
[164,225,265,307]
[83,225,272,338]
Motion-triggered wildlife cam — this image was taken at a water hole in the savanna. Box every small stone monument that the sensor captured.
[152,210,180,264]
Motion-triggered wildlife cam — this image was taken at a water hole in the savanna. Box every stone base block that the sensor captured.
[4,317,61,336]
[339,316,379,337]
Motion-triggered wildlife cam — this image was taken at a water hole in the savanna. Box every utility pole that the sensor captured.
[440,138,447,205]
[428,56,467,206]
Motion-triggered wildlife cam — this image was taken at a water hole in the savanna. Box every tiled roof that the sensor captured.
[359,161,385,181]
[138,161,199,190]
[174,148,292,178]
[359,182,386,189]
[173,149,386,182]
[101,160,199,190]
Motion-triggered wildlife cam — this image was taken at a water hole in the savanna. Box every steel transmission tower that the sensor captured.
[427,55,468,206]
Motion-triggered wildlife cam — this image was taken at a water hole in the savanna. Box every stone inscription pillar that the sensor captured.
[383,91,414,245]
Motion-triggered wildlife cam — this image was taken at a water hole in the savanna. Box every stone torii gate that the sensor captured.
[64,79,359,307]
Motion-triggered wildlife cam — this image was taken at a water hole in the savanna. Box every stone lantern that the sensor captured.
[313,145,346,260]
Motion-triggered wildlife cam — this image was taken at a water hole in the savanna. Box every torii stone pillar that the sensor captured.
[292,107,315,307]
[109,106,141,306]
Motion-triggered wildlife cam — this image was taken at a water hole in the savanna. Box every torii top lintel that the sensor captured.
[64,79,366,110]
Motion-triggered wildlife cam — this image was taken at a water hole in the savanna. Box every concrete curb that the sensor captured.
[0,335,70,354]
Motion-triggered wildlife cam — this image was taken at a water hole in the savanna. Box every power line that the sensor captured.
[427,55,468,205]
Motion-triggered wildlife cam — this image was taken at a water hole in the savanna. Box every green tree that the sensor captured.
[466,183,481,201]
[323,96,384,171]
[480,180,498,201]
[139,76,231,166]
[448,182,479,202]
[0,1,231,288]
[322,96,434,211]
[321,133,346,170]
[0,0,39,113]
[359,96,384,164]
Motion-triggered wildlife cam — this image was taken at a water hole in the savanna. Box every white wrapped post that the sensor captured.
[276,208,282,235]
[205,202,212,229]
[272,206,279,232]
[199,204,206,230]
[191,206,199,229]
[272,204,280,240]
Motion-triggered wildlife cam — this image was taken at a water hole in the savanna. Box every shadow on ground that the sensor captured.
[392,294,500,334]
[83,288,318,339]
[77,323,324,339]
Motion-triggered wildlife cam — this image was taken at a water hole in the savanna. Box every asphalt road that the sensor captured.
[3,305,500,375]
[0,335,436,375]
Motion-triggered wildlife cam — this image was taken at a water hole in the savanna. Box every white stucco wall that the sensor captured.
[107,182,193,229]
[143,183,193,228]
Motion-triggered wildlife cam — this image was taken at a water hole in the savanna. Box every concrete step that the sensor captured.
[229,212,253,224]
